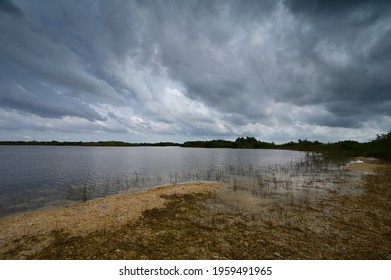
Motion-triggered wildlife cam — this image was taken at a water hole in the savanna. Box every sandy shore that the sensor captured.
[0,182,220,258]
[347,157,383,172]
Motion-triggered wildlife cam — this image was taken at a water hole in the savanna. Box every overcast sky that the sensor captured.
[1,0,390,143]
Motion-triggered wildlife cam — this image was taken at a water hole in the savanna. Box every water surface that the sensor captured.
[0,146,307,216]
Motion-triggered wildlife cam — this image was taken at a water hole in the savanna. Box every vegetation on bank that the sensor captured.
[0,130,390,160]
[182,132,391,160]
[182,136,275,149]
[280,131,391,160]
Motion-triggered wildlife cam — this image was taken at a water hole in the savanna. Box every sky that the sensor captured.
[0,0,390,143]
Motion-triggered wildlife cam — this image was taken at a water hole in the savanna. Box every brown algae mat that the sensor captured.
[1,162,390,260]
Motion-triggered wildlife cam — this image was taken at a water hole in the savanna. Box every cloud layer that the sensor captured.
[1,0,390,142]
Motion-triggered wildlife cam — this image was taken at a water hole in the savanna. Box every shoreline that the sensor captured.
[0,182,221,259]
[1,161,390,260]
[346,156,387,172]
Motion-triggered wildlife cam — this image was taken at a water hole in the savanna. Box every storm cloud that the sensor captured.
[0,0,23,17]
[0,0,390,142]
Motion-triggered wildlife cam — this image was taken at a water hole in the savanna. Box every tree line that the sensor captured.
[182,137,275,149]
[182,132,391,160]
[1,131,390,160]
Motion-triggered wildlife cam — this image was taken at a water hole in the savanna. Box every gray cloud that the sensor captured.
[283,0,387,17]
[0,83,105,121]
[0,0,23,17]
[0,0,390,142]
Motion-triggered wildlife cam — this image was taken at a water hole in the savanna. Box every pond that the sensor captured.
[0,146,352,217]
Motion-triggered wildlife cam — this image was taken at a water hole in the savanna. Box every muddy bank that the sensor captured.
[1,162,390,260]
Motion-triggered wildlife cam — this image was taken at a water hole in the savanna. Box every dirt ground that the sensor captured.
[0,159,390,260]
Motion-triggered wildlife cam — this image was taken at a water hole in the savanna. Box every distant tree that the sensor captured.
[368,130,391,160]
[235,136,259,148]
[374,130,391,143]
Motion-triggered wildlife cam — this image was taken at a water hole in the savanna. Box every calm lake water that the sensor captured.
[0,146,308,216]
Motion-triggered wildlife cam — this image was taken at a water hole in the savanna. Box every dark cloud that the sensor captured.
[0,0,23,17]
[273,0,391,129]
[0,0,390,142]
[284,0,386,16]
[0,83,105,121]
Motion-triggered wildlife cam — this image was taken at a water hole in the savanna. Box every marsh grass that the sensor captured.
[222,154,354,208]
